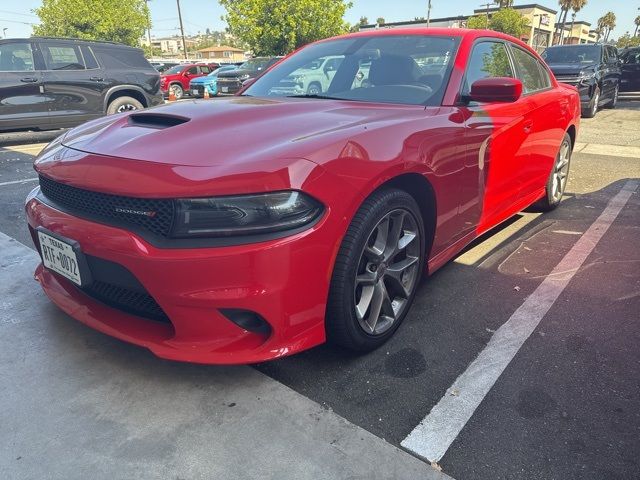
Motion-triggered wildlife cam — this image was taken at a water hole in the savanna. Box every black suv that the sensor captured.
[542,44,621,118]
[0,37,162,132]
[216,57,280,95]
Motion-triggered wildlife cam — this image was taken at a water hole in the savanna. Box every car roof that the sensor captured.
[2,37,135,48]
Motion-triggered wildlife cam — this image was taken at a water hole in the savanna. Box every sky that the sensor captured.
[2,1,639,41]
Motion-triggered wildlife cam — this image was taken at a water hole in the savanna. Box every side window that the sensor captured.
[187,66,198,75]
[607,47,618,64]
[41,43,85,70]
[463,41,514,95]
[81,46,99,69]
[200,66,210,74]
[537,61,551,89]
[510,47,548,94]
[0,42,35,72]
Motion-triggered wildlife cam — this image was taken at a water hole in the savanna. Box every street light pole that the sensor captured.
[176,0,188,61]
[427,0,432,28]
[480,3,492,27]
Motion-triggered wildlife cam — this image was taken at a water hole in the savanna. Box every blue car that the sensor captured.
[189,65,238,97]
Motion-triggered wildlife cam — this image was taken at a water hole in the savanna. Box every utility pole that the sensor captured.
[427,0,432,27]
[144,0,152,56]
[176,0,188,61]
[480,3,492,27]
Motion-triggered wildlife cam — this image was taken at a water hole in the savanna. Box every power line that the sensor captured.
[0,9,38,18]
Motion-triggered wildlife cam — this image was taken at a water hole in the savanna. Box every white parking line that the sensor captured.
[401,180,639,463]
[0,178,39,187]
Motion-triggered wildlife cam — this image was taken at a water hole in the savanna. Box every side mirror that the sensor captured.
[468,77,523,103]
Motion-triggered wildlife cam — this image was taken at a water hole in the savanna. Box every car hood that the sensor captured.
[58,96,436,168]
[548,63,596,75]
[189,76,214,84]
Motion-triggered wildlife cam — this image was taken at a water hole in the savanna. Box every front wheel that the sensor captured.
[534,133,572,211]
[582,86,600,118]
[605,84,619,109]
[170,83,184,99]
[326,188,425,352]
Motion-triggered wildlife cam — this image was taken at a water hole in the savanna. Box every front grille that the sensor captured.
[83,280,171,323]
[555,75,581,84]
[39,175,175,238]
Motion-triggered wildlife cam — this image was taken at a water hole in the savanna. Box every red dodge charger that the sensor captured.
[26,29,580,364]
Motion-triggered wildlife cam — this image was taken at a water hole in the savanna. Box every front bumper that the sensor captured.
[26,195,335,364]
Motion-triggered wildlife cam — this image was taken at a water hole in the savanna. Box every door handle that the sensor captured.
[90,76,104,82]
[20,77,38,83]
[523,120,533,133]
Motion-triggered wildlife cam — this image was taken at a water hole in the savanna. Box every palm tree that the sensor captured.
[493,0,514,7]
[555,0,573,44]
[565,0,587,44]
[597,12,616,42]
[634,15,640,37]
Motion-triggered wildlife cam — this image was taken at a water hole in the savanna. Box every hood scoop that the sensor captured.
[127,112,190,129]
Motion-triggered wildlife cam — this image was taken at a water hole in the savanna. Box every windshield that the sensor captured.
[542,46,601,64]
[243,35,460,106]
[163,65,184,75]
[240,58,272,71]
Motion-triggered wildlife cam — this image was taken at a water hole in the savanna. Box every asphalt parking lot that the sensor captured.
[1,101,639,479]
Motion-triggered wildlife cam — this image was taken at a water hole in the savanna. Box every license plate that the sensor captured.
[38,230,83,286]
[221,86,229,93]
[192,89,199,95]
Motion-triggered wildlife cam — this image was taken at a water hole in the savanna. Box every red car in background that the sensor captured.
[26,29,579,364]
[160,63,219,99]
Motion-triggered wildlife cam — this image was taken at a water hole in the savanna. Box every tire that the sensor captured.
[582,86,600,118]
[106,96,144,115]
[307,82,322,95]
[534,132,572,212]
[170,83,184,100]
[604,84,619,109]
[326,188,426,352]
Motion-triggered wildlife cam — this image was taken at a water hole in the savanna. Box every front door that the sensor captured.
[0,41,49,131]
[621,48,640,93]
[458,40,531,235]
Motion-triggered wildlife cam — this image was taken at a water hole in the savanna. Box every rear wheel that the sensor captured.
[534,133,572,211]
[307,82,322,95]
[326,188,425,351]
[106,96,144,115]
[582,86,600,118]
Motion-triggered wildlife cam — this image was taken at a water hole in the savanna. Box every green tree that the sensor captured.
[554,0,587,45]
[466,15,489,30]
[376,17,385,26]
[597,11,616,42]
[488,8,530,37]
[617,32,640,48]
[633,15,640,37]
[220,0,352,56]
[493,0,514,8]
[467,9,529,38]
[33,0,149,46]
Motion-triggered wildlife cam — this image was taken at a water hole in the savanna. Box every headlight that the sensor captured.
[239,74,251,81]
[171,191,323,238]
[578,70,596,81]
[293,74,305,85]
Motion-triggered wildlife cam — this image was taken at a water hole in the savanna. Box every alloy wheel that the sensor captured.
[116,103,139,113]
[353,208,420,336]
[551,139,571,203]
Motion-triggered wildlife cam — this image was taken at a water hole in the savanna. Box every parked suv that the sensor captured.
[542,44,621,118]
[160,63,218,99]
[216,57,280,95]
[619,47,640,93]
[0,37,162,132]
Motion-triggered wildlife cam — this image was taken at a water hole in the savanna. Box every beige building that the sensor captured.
[473,4,557,53]
[140,36,198,56]
[195,45,246,62]
[556,21,598,45]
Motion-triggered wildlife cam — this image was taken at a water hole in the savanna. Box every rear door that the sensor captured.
[37,40,107,125]
[508,44,565,200]
[0,40,49,131]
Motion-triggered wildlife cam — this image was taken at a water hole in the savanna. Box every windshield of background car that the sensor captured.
[163,65,184,75]
[542,45,601,64]
[240,58,271,71]
[244,35,461,106]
